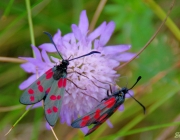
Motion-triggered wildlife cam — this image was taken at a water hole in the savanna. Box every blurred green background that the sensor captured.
[0,0,180,140]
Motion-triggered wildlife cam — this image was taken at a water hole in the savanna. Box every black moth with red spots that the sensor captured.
[71,76,145,136]
[20,32,100,126]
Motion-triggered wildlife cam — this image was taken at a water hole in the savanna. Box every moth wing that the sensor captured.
[71,96,117,128]
[20,68,54,105]
[44,76,67,126]
[85,105,119,136]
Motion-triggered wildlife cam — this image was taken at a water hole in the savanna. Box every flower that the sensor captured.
[19,10,135,128]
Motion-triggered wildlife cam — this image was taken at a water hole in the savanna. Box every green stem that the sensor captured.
[5,105,33,136]
[25,0,36,56]
[143,0,180,41]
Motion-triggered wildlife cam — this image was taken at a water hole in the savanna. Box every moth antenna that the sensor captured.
[69,51,100,61]
[129,76,141,90]
[44,31,64,60]
[127,93,146,114]
[127,76,145,114]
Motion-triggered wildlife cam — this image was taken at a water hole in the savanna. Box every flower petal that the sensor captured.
[106,119,113,128]
[100,21,115,46]
[78,10,89,35]
[42,50,51,64]
[19,74,36,90]
[80,127,89,134]
[20,62,36,73]
[102,45,131,55]
[26,102,42,110]
[50,56,59,63]
[19,57,45,67]
[126,90,134,98]
[31,46,42,61]
[71,24,82,41]
[53,29,61,44]
[118,104,124,111]
[88,22,106,42]
[115,53,136,62]
[46,122,51,130]
[39,43,56,52]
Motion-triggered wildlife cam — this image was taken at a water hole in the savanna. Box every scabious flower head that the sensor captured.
[19,10,135,128]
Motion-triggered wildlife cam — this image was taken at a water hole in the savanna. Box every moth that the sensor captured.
[71,76,145,136]
[20,32,100,126]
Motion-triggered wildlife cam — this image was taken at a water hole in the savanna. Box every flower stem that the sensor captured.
[115,0,175,70]
[0,57,26,63]
[143,0,180,41]
[5,105,33,136]
[89,0,107,32]
[0,105,24,112]
[25,0,36,56]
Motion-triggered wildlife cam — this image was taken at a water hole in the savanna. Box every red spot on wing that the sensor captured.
[45,69,52,74]
[46,72,53,79]
[45,69,53,79]
[30,96,34,101]
[57,95,61,100]
[99,114,108,122]
[58,78,63,88]
[50,95,56,100]
[47,108,52,114]
[94,109,101,119]
[46,87,51,94]
[82,116,90,121]
[52,106,58,112]
[63,79,66,87]
[38,85,44,92]
[104,97,116,108]
[37,81,40,85]
[28,89,34,94]
[80,116,90,127]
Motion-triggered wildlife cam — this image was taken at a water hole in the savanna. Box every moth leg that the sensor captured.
[101,90,110,102]
[67,78,87,90]
[70,71,108,90]
[91,75,113,94]
[81,92,100,103]
[65,89,72,95]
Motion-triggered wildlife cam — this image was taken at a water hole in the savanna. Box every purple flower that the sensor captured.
[19,10,135,128]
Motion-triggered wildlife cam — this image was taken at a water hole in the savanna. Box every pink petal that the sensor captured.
[80,127,89,134]
[115,53,136,62]
[102,45,131,55]
[100,21,115,46]
[46,122,51,130]
[53,29,61,44]
[31,46,42,61]
[118,104,124,111]
[63,33,73,42]
[106,119,113,128]
[126,90,134,98]
[19,57,45,67]
[26,102,42,110]
[88,22,106,42]
[19,74,36,90]
[42,50,51,64]
[20,62,36,73]
[78,10,89,35]
[50,56,59,63]
[39,43,56,52]
[71,24,82,41]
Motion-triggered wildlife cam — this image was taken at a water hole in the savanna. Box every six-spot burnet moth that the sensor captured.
[71,76,145,136]
[19,32,100,126]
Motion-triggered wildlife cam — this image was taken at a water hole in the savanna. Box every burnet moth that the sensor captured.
[71,76,145,136]
[20,32,100,126]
